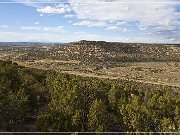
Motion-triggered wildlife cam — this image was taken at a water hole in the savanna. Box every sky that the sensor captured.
[0,0,180,43]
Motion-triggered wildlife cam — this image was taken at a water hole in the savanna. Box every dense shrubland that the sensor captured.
[0,60,179,132]
[1,41,180,67]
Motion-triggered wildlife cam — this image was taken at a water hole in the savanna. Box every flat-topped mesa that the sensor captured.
[66,40,107,54]
[75,40,107,45]
[67,40,180,57]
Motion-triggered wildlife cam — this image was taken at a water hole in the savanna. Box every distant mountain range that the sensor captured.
[0,42,65,46]
[0,40,179,46]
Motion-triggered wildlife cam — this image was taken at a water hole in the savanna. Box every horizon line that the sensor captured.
[0,41,179,45]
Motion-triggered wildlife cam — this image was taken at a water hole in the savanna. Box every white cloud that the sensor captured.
[10,0,180,43]
[21,25,66,33]
[37,6,65,14]
[116,21,127,26]
[139,26,149,31]
[21,26,41,31]
[123,28,127,32]
[68,0,180,42]
[37,4,71,14]
[43,26,65,32]
[0,25,9,29]
[74,31,87,35]
[139,24,180,42]
[64,14,76,18]
[105,26,130,32]
[73,20,107,27]
[105,26,121,31]
[34,22,40,25]
[69,0,177,26]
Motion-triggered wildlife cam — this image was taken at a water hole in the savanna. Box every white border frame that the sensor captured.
[0,0,179,134]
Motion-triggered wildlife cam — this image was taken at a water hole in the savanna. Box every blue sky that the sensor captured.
[0,0,179,43]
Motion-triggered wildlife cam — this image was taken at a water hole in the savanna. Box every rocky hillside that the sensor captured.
[69,40,180,55]
[62,40,180,64]
[0,40,180,67]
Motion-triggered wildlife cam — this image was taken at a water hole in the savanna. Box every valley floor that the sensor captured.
[0,51,179,87]
[14,60,180,88]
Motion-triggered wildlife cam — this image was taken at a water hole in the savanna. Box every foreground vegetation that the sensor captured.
[0,60,179,132]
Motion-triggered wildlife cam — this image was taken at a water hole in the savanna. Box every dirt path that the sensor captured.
[16,61,180,88]
[61,71,180,88]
